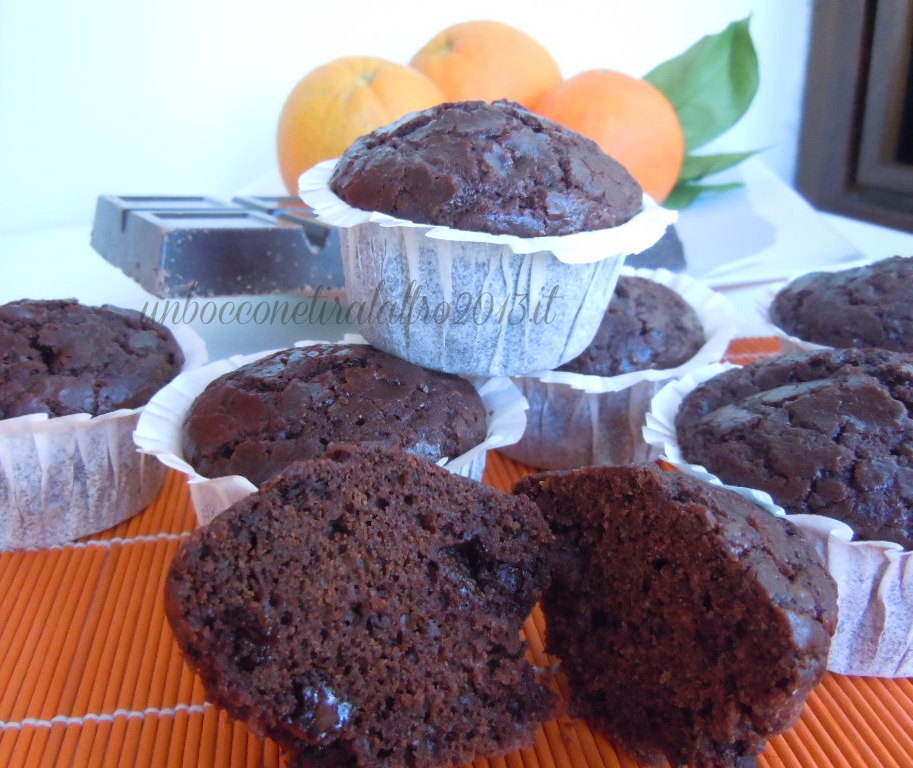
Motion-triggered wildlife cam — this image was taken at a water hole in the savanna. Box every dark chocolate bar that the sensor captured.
[624,226,686,271]
[91,194,344,298]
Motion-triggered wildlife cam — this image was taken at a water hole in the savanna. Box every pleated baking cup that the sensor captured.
[134,335,528,526]
[299,160,677,377]
[0,324,208,550]
[500,267,741,470]
[643,364,913,677]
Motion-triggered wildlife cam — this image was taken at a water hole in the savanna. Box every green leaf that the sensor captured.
[664,181,743,209]
[680,149,760,182]
[645,17,759,151]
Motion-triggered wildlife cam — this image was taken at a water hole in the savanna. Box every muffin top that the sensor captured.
[675,347,913,548]
[182,343,488,485]
[770,256,913,351]
[558,275,705,376]
[0,298,184,419]
[329,100,643,237]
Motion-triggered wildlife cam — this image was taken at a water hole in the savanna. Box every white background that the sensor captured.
[0,0,813,235]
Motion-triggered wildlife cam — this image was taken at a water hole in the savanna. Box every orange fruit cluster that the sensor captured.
[276,20,685,203]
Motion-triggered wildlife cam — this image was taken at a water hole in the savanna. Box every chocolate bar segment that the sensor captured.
[232,195,344,279]
[91,195,345,298]
[274,208,344,288]
[91,195,228,266]
[122,210,317,297]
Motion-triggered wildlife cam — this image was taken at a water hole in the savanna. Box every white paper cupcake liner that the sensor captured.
[0,324,208,550]
[299,160,677,377]
[500,268,741,469]
[643,363,913,677]
[134,335,528,526]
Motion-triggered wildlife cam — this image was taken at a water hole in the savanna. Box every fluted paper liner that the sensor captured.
[134,335,528,526]
[643,363,913,677]
[500,268,740,469]
[0,324,208,550]
[299,160,677,377]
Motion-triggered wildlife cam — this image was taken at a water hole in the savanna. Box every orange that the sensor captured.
[276,56,445,194]
[534,70,685,202]
[410,20,561,109]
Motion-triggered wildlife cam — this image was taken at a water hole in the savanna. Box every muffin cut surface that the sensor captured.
[166,444,555,768]
[515,464,837,768]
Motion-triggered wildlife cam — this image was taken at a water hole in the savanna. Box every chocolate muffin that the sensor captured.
[770,256,913,350]
[676,347,913,548]
[329,100,643,237]
[166,444,555,768]
[0,298,184,419]
[515,464,837,768]
[557,275,705,376]
[182,343,487,485]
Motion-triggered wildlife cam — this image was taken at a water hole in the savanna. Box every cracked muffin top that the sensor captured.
[557,275,705,376]
[182,343,487,486]
[328,100,643,237]
[0,298,184,419]
[674,347,913,548]
[769,255,913,351]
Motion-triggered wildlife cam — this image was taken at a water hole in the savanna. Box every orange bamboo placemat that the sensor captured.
[1,338,911,768]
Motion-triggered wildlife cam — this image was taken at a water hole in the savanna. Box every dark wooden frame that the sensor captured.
[796,0,913,232]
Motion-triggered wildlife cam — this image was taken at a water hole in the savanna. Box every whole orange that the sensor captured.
[276,56,445,194]
[410,20,561,109]
[534,70,685,202]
